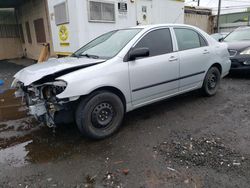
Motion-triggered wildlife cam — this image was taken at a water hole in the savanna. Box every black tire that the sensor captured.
[202,67,221,97]
[75,91,124,139]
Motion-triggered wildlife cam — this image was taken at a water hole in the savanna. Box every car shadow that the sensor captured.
[228,72,250,79]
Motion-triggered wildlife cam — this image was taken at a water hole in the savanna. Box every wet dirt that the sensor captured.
[0,89,27,122]
[0,76,250,187]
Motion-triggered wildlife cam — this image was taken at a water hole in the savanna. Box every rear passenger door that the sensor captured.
[174,27,210,91]
[128,28,180,106]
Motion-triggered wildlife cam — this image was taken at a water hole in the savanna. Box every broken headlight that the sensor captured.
[42,80,67,99]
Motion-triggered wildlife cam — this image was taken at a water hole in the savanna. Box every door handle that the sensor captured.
[169,56,178,62]
[203,50,210,54]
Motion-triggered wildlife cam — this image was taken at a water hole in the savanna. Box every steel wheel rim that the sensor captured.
[208,72,217,90]
[91,102,114,129]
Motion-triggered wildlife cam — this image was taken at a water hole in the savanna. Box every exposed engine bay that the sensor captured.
[14,80,74,127]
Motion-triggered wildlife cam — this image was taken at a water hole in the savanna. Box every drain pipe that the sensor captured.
[44,0,54,57]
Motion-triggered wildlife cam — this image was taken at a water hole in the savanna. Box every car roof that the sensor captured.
[130,24,197,30]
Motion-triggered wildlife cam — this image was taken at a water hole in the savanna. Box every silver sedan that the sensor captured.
[12,24,231,139]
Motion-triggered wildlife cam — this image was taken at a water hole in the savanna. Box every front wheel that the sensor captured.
[75,91,124,140]
[202,67,221,97]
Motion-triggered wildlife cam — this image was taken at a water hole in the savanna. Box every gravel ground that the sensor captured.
[0,61,250,187]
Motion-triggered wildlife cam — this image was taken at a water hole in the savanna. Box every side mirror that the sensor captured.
[129,47,149,61]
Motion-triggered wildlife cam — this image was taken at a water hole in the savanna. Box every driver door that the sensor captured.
[128,28,180,107]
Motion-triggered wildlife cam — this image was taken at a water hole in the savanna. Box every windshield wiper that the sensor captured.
[80,54,100,59]
[71,53,100,59]
[71,53,79,58]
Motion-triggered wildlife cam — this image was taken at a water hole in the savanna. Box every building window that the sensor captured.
[0,24,19,38]
[54,2,69,25]
[89,1,115,22]
[0,9,19,38]
[19,24,25,43]
[34,18,46,43]
[25,21,32,44]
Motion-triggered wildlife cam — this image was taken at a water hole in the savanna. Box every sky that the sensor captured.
[185,0,250,14]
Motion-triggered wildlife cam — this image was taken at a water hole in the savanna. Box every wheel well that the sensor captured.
[91,86,127,111]
[211,63,222,74]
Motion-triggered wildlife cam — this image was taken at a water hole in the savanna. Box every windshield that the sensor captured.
[72,29,142,59]
[224,28,250,42]
[211,33,222,41]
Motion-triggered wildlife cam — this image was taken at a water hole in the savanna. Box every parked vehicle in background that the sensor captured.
[12,24,231,139]
[211,32,228,41]
[221,27,250,73]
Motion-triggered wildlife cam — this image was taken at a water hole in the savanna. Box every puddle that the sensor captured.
[0,89,27,122]
[0,121,88,167]
[0,89,86,167]
[0,140,32,167]
[0,90,113,168]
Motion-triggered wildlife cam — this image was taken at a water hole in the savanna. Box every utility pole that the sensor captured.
[216,0,222,33]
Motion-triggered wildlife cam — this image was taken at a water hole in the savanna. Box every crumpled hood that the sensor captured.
[14,57,105,86]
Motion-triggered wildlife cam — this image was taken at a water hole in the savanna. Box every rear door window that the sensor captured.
[174,28,207,51]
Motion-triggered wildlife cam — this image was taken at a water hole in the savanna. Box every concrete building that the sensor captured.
[47,0,185,56]
[184,6,250,34]
[184,6,214,34]
[16,0,54,60]
[0,8,23,60]
[0,0,53,61]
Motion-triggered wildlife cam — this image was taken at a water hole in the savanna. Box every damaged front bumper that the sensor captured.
[13,80,77,127]
[29,102,47,117]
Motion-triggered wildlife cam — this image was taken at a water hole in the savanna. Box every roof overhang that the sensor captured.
[0,0,24,8]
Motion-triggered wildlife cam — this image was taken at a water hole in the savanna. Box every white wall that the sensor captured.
[48,0,137,54]
[78,0,137,46]
[48,0,184,54]
[152,0,184,24]
[48,0,79,55]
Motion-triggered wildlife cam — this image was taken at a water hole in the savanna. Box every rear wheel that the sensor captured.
[75,91,124,139]
[202,67,221,96]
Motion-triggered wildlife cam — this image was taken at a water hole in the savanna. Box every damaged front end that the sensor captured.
[14,79,74,127]
[10,56,106,128]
